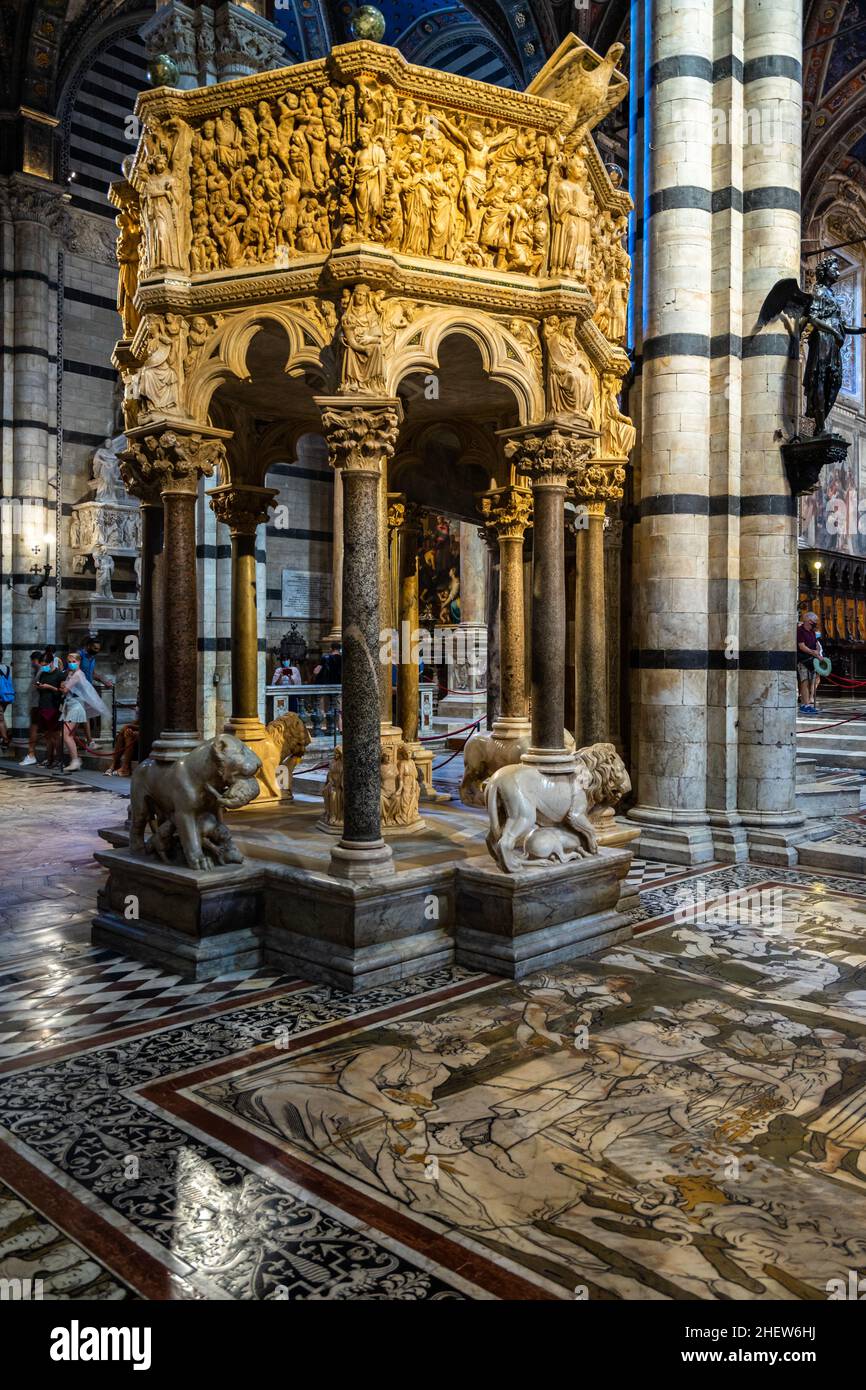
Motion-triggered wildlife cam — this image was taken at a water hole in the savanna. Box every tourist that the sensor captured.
[272,658,302,687]
[20,651,46,766]
[797,611,822,713]
[59,650,110,772]
[33,655,64,767]
[316,641,342,684]
[0,654,13,754]
[272,656,302,713]
[77,636,114,742]
[105,712,139,777]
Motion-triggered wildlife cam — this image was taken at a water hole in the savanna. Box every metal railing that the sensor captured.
[265,682,435,743]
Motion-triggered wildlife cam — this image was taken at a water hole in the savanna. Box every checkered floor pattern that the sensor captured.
[0,951,296,1060]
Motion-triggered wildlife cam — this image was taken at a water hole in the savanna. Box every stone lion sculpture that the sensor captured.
[129,733,262,871]
[576,742,631,824]
[258,712,311,800]
[461,728,576,806]
[484,757,598,873]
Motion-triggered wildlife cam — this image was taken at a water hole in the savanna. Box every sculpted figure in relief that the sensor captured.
[543,316,594,418]
[338,284,387,392]
[548,153,594,279]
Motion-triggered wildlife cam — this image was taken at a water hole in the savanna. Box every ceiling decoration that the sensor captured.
[804,0,866,231]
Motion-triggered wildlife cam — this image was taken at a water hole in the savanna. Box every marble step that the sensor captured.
[796,722,866,766]
[794,778,861,817]
[797,837,866,876]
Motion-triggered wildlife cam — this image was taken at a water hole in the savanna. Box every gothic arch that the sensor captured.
[184,303,333,421]
[387,306,544,424]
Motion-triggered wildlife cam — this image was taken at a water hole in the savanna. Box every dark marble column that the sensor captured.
[479,485,533,730]
[208,483,278,800]
[316,397,402,881]
[573,502,608,747]
[122,420,230,761]
[137,496,163,760]
[500,422,594,774]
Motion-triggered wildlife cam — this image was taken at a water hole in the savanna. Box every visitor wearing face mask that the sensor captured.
[58,650,110,773]
[20,651,47,766]
[33,655,64,767]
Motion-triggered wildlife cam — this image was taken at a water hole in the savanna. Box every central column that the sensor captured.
[322,466,343,644]
[118,464,165,761]
[571,502,608,747]
[121,420,231,760]
[478,484,533,741]
[316,397,402,881]
[208,482,279,802]
[500,423,593,773]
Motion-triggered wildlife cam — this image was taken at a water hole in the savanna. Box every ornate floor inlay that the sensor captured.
[5,772,866,1299]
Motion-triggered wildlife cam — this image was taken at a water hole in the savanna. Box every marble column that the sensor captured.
[121,420,230,761]
[572,501,608,747]
[435,521,489,728]
[603,506,624,750]
[316,397,402,881]
[322,466,343,644]
[735,0,805,862]
[626,0,716,863]
[393,499,437,796]
[478,484,533,744]
[208,482,279,802]
[118,465,164,761]
[501,423,592,774]
[377,469,401,740]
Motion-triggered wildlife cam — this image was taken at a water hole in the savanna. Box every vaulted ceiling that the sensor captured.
[803,0,866,229]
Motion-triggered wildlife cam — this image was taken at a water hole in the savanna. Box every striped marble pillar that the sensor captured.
[627,0,717,862]
[736,0,805,863]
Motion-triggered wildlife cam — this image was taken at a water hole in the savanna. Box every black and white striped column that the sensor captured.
[736,0,804,862]
[627,0,717,862]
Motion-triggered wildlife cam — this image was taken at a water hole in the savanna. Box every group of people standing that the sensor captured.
[0,639,114,772]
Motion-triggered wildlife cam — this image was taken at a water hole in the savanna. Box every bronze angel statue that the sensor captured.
[756,254,866,435]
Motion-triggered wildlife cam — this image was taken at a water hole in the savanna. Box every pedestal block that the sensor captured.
[455,847,633,978]
[262,863,455,992]
[93,848,264,979]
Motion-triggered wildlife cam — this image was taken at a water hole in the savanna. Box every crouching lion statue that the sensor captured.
[258,712,311,800]
[130,733,262,871]
[483,742,631,873]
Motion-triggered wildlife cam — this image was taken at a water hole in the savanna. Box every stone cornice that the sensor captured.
[136,248,597,322]
[136,40,567,133]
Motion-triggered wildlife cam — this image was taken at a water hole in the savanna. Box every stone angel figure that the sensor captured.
[754,253,866,436]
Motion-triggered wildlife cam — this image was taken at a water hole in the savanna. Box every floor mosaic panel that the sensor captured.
[5,771,866,1299]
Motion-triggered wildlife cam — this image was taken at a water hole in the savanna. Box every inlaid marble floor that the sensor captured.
[4,770,866,1299]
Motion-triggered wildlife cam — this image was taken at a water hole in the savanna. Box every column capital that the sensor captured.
[570,457,626,506]
[121,419,231,497]
[498,418,597,489]
[314,396,402,478]
[387,491,406,537]
[478,484,533,541]
[208,483,277,535]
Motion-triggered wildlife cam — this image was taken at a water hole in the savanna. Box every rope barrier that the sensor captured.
[418,717,484,743]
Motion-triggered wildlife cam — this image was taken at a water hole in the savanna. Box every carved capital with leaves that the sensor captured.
[316,398,402,477]
[208,483,277,535]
